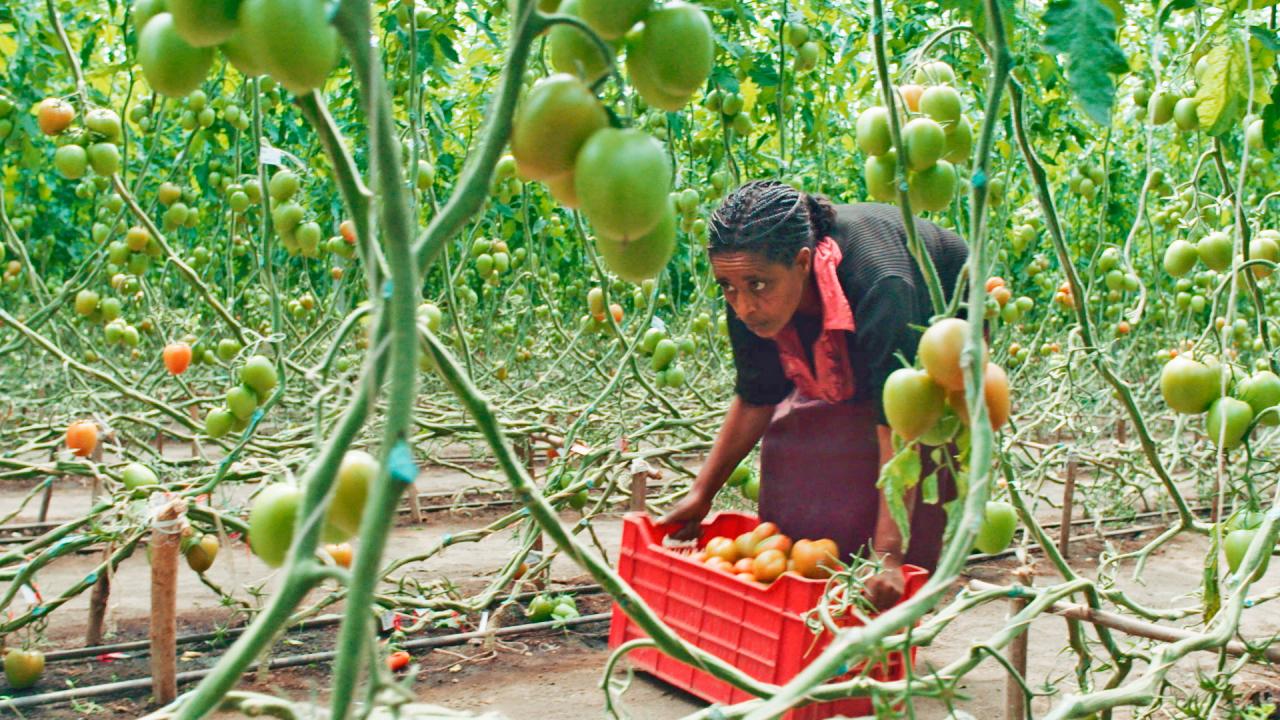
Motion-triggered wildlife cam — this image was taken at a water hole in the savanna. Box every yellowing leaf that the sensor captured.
[1194,43,1246,136]
[739,77,759,114]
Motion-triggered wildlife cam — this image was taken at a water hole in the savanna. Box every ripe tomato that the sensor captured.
[595,205,677,282]
[984,277,1006,292]
[4,648,44,689]
[323,450,377,542]
[137,14,215,97]
[238,0,340,93]
[184,534,220,573]
[756,533,791,556]
[790,538,839,579]
[735,571,757,583]
[946,363,1011,431]
[897,84,924,112]
[991,286,1012,308]
[511,74,608,181]
[732,557,755,574]
[248,484,301,568]
[1205,397,1252,450]
[883,368,945,441]
[66,420,99,457]
[733,532,759,560]
[37,98,74,136]
[575,128,671,241]
[546,171,580,208]
[163,342,193,375]
[919,318,983,392]
[609,303,624,324]
[339,220,357,244]
[387,650,411,672]
[974,501,1017,554]
[167,0,239,47]
[704,557,735,573]
[902,118,946,171]
[750,521,778,542]
[325,542,353,568]
[704,536,738,564]
[752,549,789,583]
[1159,356,1221,414]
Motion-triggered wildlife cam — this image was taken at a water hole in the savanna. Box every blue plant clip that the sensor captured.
[387,440,418,484]
[973,169,987,189]
[382,279,394,300]
[84,572,97,585]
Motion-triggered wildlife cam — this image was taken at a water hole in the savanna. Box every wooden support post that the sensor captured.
[37,479,53,523]
[190,405,199,456]
[85,443,110,646]
[1058,454,1077,559]
[1115,418,1126,445]
[629,468,649,513]
[1004,566,1033,720]
[85,546,112,647]
[149,496,186,706]
[518,438,545,590]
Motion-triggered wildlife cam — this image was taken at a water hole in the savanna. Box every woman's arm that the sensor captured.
[866,424,912,609]
[656,395,776,539]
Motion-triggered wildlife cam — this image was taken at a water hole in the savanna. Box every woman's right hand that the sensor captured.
[656,489,713,541]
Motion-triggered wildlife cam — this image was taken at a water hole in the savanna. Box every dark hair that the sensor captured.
[707,180,837,264]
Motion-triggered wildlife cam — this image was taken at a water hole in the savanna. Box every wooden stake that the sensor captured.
[1004,566,1033,720]
[629,467,649,513]
[1058,454,1077,559]
[1115,418,1126,445]
[149,496,186,705]
[85,545,112,647]
[518,439,545,590]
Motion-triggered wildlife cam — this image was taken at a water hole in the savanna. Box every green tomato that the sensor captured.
[248,484,301,568]
[1206,396,1253,450]
[322,450,377,542]
[120,462,159,490]
[239,355,279,396]
[974,501,1017,555]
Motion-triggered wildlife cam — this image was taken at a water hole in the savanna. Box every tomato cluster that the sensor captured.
[526,593,580,622]
[1160,355,1280,450]
[858,61,969,212]
[692,522,838,584]
[883,317,1010,444]
[638,326,695,388]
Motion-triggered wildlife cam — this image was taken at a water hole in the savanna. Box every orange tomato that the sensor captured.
[735,571,757,583]
[755,533,792,556]
[790,538,840,579]
[163,342,193,375]
[609,303,624,323]
[898,84,924,112]
[733,557,755,574]
[705,536,738,564]
[387,650,411,671]
[749,521,778,542]
[1115,320,1131,336]
[705,557,735,573]
[325,542,353,568]
[985,276,1006,292]
[690,549,708,563]
[946,362,1011,430]
[734,532,760,560]
[66,420,99,457]
[339,219,357,244]
[991,286,1012,308]
[752,548,788,582]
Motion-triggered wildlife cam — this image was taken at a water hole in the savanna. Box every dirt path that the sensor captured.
[3,463,1278,719]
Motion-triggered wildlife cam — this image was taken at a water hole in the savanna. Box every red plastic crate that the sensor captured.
[608,511,927,720]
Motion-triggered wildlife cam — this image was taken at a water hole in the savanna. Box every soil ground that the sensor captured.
[2,458,1278,719]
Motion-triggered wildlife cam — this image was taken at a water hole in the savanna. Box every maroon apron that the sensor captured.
[757,391,955,572]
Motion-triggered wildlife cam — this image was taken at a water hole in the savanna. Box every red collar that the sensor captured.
[772,238,856,403]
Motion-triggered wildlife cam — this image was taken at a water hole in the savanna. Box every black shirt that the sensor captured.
[727,203,969,424]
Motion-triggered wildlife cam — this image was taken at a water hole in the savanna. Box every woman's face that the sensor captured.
[711,247,812,339]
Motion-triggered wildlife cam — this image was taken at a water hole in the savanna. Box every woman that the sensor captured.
[657,180,968,609]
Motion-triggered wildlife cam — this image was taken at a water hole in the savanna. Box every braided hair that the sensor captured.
[707,180,837,264]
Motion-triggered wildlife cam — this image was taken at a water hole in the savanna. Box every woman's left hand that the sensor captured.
[864,562,905,611]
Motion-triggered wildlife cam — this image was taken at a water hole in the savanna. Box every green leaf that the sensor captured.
[1194,44,1247,136]
[1252,26,1280,51]
[877,443,923,553]
[1157,0,1196,27]
[1262,84,1280,149]
[1042,0,1129,125]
